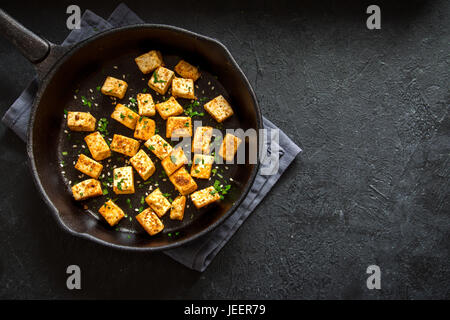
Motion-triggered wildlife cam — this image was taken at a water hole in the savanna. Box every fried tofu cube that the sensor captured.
[155,96,183,120]
[219,133,242,162]
[166,116,192,138]
[190,154,214,179]
[161,147,188,176]
[84,131,111,161]
[137,93,155,116]
[174,60,200,81]
[172,77,195,100]
[111,104,139,130]
[134,116,155,140]
[101,76,128,99]
[190,186,221,209]
[148,66,174,95]
[134,50,164,74]
[74,154,103,179]
[192,126,213,154]
[67,112,96,132]
[113,166,134,194]
[170,196,186,221]
[110,134,140,157]
[145,188,171,217]
[136,208,164,236]
[169,167,198,196]
[144,134,173,160]
[71,179,103,201]
[129,149,155,180]
[204,95,234,123]
[98,200,125,226]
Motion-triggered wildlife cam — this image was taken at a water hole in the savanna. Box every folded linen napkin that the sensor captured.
[1,3,302,272]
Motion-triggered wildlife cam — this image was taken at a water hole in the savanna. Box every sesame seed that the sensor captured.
[113,66,118,69]
[89,89,93,93]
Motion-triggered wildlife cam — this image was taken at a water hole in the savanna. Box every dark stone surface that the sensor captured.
[0,0,448,299]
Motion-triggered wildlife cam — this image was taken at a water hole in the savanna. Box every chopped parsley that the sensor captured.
[147,145,155,151]
[96,86,101,91]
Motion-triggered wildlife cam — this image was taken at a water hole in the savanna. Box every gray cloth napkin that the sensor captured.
[2,3,301,272]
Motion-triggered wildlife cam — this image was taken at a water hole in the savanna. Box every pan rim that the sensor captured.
[26,23,263,252]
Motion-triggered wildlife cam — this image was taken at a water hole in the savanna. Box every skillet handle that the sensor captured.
[0,8,50,64]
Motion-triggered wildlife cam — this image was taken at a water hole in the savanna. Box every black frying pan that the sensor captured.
[0,9,262,251]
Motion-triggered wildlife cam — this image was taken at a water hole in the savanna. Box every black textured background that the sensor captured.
[0,0,449,299]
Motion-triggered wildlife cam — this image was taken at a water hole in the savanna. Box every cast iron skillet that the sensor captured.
[0,9,262,251]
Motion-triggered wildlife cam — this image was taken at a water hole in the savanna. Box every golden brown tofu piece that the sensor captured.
[129,149,156,181]
[111,103,139,130]
[67,112,96,132]
[161,147,188,176]
[134,50,164,74]
[204,95,234,123]
[170,196,186,221]
[219,133,242,162]
[110,134,140,157]
[71,179,103,201]
[74,154,103,179]
[155,96,183,120]
[190,154,214,179]
[145,188,171,217]
[190,186,221,209]
[174,60,201,81]
[148,66,174,95]
[172,77,195,100]
[136,208,164,236]
[192,126,213,154]
[113,166,135,195]
[137,93,155,116]
[144,134,173,160]
[98,200,125,226]
[101,76,128,99]
[84,131,111,161]
[134,116,156,141]
[166,116,192,138]
[169,167,198,196]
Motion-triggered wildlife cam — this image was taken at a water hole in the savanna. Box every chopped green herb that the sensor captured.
[62,151,68,156]
[140,196,145,205]
[98,118,109,135]
[126,198,132,208]
[142,88,147,93]
[81,96,92,108]
[147,145,155,151]
[96,86,101,91]
[102,188,108,195]
[120,113,125,119]
[153,72,166,84]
